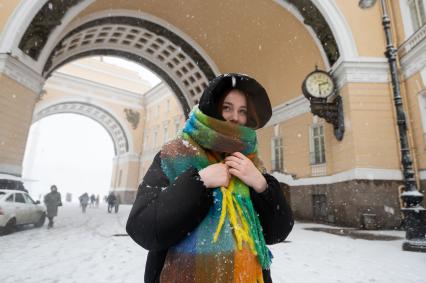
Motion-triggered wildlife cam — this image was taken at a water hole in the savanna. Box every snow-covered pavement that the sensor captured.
[0,203,425,283]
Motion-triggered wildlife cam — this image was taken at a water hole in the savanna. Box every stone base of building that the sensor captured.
[287,179,404,229]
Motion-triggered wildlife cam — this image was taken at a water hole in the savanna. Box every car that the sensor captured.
[0,189,46,234]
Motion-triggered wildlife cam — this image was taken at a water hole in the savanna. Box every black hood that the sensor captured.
[198,73,272,129]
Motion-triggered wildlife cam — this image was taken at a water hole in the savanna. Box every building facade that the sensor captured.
[1,0,426,228]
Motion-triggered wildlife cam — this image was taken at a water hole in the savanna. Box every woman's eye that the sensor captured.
[239,109,247,115]
[223,106,231,111]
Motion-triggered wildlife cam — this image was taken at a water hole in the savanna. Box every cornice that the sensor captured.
[46,72,144,107]
[417,169,426,180]
[332,57,390,88]
[399,32,426,79]
[272,167,403,186]
[266,96,310,126]
[0,53,44,93]
[70,60,151,88]
[143,83,172,106]
[112,153,140,163]
[0,163,22,176]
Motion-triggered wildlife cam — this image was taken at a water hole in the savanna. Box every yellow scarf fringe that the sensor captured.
[213,179,257,255]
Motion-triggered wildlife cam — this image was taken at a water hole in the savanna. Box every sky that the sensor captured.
[22,57,161,202]
[22,113,115,201]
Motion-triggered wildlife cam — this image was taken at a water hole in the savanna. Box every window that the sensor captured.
[174,117,181,136]
[417,91,426,143]
[408,0,426,31]
[153,129,158,147]
[6,194,13,202]
[14,193,26,203]
[310,124,326,165]
[163,122,169,144]
[117,170,122,187]
[271,137,283,172]
[24,194,35,204]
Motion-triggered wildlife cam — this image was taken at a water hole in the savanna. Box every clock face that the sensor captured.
[305,71,335,98]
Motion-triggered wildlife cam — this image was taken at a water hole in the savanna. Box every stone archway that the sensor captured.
[33,101,130,156]
[41,15,217,115]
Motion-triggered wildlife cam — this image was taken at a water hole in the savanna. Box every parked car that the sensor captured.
[0,189,46,234]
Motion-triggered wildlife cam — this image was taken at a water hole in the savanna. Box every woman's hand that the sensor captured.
[199,163,231,188]
[225,152,267,193]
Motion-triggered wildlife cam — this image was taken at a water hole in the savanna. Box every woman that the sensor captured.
[43,184,62,229]
[127,73,294,283]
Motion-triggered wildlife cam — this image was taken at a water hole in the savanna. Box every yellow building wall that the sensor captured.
[58,58,150,94]
[0,1,20,33]
[346,83,400,169]
[75,0,324,109]
[335,0,386,57]
[0,75,37,171]
[140,89,185,177]
[404,72,426,170]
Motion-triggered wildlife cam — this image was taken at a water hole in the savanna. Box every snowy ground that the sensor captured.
[0,203,425,283]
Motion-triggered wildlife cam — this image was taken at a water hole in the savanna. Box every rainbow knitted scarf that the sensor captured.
[159,106,271,283]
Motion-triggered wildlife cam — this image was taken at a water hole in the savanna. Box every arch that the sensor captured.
[33,102,130,156]
[0,1,361,124]
[41,14,221,115]
[310,0,358,60]
[0,0,96,72]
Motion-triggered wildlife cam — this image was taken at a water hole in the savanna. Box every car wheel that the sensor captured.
[34,213,46,228]
[4,218,16,234]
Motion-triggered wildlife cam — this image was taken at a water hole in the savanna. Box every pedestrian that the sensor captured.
[107,192,118,213]
[43,185,62,229]
[126,73,294,282]
[79,192,89,213]
[90,194,96,207]
[95,194,100,208]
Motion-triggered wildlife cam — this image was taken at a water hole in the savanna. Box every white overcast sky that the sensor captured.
[22,57,161,202]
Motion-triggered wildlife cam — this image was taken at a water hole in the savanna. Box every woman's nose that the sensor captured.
[231,110,239,122]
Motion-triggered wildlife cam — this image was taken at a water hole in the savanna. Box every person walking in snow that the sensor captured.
[126,73,294,283]
[95,194,100,208]
[43,185,62,229]
[90,194,96,207]
[79,192,89,213]
[107,192,119,213]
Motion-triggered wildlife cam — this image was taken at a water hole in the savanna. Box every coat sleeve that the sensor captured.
[250,174,294,245]
[126,152,213,251]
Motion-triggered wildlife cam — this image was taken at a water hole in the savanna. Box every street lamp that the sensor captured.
[359,0,426,252]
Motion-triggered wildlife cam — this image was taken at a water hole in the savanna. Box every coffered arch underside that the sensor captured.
[33,102,130,156]
[43,17,217,116]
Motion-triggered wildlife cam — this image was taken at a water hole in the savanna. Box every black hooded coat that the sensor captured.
[126,74,294,283]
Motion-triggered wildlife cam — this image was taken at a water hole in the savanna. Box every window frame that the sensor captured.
[271,136,284,172]
[309,124,326,165]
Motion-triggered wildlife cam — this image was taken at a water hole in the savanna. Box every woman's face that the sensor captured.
[221,89,247,126]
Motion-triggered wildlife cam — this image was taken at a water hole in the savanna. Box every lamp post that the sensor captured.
[359,0,426,252]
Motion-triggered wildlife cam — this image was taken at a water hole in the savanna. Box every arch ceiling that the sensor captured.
[42,16,217,115]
